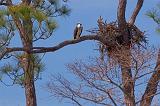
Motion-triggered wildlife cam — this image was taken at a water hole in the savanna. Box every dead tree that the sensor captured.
[46,47,160,106]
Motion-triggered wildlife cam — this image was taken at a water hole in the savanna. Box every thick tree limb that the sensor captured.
[0,48,25,60]
[129,0,144,25]
[140,50,160,106]
[117,0,127,28]
[32,35,103,53]
[136,92,160,105]
[0,35,103,60]
[117,0,129,44]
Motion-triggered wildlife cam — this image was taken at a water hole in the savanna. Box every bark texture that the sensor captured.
[24,54,37,106]
[121,54,135,106]
[118,0,135,106]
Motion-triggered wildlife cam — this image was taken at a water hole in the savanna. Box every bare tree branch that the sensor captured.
[32,35,103,53]
[0,35,104,60]
[107,92,118,106]
[129,0,144,25]
[46,47,159,106]
[140,50,160,106]
[136,92,160,105]
[0,48,24,60]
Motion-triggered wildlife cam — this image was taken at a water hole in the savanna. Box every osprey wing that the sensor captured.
[73,27,78,39]
[80,26,83,35]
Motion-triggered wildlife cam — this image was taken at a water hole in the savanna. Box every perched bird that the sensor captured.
[73,23,83,39]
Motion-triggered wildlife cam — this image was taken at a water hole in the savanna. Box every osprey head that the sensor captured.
[76,23,82,28]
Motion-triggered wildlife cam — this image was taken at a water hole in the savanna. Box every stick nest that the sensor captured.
[90,16,147,59]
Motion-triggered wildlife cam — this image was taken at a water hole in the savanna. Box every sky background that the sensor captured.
[0,0,160,106]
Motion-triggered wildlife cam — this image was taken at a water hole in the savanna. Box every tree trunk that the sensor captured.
[22,15,36,106]
[121,67,135,106]
[117,1,135,105]
[121,50,135,106]
[24,76,37,106]
[23,53,37,106]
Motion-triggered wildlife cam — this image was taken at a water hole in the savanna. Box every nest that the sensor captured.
[93,16,147,60]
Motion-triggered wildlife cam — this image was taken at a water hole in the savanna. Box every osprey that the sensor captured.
[73,23,83,39]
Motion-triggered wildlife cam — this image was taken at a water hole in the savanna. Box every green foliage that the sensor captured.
[0,10,7,28]
[0,62,23,85]
[46,19,57,31]
[0,64,13,74]
[32,55,45,80]
[18,5,32,19]
[15,75,24,85]
[4,0,70,40]
[0,0,70,86]
[146,9,160,24]
[30,54,45,74]
[0,34,9,43]
[48,0,59,5]
[16,53,45,73]
[59,5,71,16]
[146,3,160,33]
[32,9,47,25]
[0,54,45,86]
[0,9,9,16]
[8,4,47,23]
[36,0,71,17]
[0,9,16,38]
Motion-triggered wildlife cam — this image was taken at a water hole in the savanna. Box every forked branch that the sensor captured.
[129,0,144,25]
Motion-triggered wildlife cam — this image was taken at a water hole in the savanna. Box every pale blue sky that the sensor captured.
[0,0,160,106]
